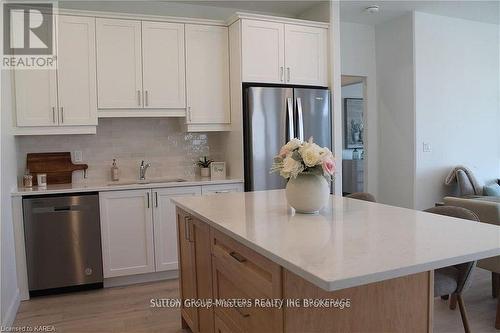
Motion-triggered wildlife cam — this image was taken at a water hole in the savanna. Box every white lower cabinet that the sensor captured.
[99,189,155,278]
[152,186,201,272]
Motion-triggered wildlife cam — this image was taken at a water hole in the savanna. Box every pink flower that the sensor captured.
[279,147,289,158]
[322,158,335,175]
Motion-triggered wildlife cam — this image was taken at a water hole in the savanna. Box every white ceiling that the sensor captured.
[172,0,328,17]
[340,1,500,26]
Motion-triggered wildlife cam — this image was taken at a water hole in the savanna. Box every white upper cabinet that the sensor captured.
[96,19,143,109]
[153,186,201,272]
[239,18,328,86]
[142,22,186,109]
[14,14,97,132]
[284,24,328,86]
[14,69,58,127]
[241,20,285,84]
[185,24,230,125]
[57,15,97,125]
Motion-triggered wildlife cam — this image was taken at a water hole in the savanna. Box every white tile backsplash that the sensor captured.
[16,118,225,183]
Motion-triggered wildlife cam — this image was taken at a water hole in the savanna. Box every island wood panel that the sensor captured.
[283,269,433,333]
[177,209,214,333]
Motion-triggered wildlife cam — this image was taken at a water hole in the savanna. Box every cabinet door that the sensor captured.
[56,15,97,125]
[153,186,201,272]
[284,24,328,86]
[142,21,185,109]
[177,209,198,331]
[185,24,230,124]
[99,189,155,278]
[241,20,285,84]
[14,69,58,127]
[96,18,143,109]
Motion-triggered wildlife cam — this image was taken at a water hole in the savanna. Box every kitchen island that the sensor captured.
[172,190,500,332]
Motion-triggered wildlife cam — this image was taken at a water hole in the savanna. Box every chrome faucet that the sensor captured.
[139,160,151,180]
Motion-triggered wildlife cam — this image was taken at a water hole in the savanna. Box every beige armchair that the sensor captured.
[443,196,500,328]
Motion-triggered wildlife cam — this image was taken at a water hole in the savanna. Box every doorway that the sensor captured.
[341,75,367,195]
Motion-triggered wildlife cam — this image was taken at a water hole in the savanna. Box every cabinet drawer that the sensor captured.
[213,256,282,333]
[211,229,281,298]
[201,183,243,195]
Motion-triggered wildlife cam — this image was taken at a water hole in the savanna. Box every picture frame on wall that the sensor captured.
[210,162,226,180]
[344,98,364,149]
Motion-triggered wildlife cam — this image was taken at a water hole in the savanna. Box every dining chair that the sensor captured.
[424,206,480,333]
[345,192,376,202]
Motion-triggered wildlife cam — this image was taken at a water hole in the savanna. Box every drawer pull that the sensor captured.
[229,251,246,263]
[235,307,250,318]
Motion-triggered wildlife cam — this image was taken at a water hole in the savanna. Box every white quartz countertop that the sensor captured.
[11,177,243,196]
[172,190,500,291]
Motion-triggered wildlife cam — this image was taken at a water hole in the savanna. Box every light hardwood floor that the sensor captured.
[13,268,500,333]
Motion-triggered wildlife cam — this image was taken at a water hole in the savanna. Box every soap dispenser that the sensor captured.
[111,159,120,181]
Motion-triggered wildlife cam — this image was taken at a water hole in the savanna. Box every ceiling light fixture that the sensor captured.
[364,5,380,14]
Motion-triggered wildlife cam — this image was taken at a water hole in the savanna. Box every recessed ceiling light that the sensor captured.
[364,5,380,14]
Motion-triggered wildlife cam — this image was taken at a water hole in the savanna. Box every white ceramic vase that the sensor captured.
[285,173,329,214]
[200,167,210,177]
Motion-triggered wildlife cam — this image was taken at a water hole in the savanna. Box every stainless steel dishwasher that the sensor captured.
[23,193,103,296]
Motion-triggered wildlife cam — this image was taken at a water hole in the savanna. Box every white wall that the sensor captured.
[414,12,500,209]
[340,22,378,198]
[375,14,415,208]
[1,72,21,326]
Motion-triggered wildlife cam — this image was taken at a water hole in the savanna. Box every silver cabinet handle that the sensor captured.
[145,90,149,107]
[287,67,291,82]
[215,190,231,194]
[137,90,141,106]
[187,107,192,122]
[286,97,295,141]
[60,107,64,124]
[296,98,304,141]
[280,66,284,82]
[154,191,158,207]
[146,192,150,209]
[52,107,56,123]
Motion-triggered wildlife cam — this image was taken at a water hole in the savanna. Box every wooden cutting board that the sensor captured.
[26,152,88,185]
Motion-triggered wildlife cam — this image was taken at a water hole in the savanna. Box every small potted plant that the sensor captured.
[197,156,213,177]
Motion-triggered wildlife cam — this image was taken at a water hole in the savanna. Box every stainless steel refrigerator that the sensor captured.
[243,86,331,191]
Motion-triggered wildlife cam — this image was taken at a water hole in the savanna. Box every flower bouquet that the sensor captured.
[271,138,335,213]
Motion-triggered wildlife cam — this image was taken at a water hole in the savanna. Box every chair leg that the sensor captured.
[493,272,500,298]
[457,294,471,333]
[495,297,500,330]
[441,295,449,300]
[450,293,458,310]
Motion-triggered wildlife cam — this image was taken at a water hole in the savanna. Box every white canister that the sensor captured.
[37,173,47,187]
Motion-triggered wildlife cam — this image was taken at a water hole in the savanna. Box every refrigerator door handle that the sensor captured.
[286,97,295,141]
[296,98,305,141]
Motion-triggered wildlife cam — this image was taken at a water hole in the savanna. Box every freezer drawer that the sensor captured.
[23,193,103,292]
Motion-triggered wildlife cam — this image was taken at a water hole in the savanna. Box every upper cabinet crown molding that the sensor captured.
[227,12,330,29]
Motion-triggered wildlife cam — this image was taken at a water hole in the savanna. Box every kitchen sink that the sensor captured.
[107,178,187,186]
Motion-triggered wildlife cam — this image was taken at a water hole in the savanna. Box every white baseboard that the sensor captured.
[2,288,20,327]
[103,270,178,288]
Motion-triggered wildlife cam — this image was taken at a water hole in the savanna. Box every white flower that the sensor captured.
[280,156,304,179]
[299,143,322,167]
[284,138,302,151]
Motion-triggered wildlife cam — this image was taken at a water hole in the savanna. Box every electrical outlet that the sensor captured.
[74,151,83,162]
[422,143,432,153]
